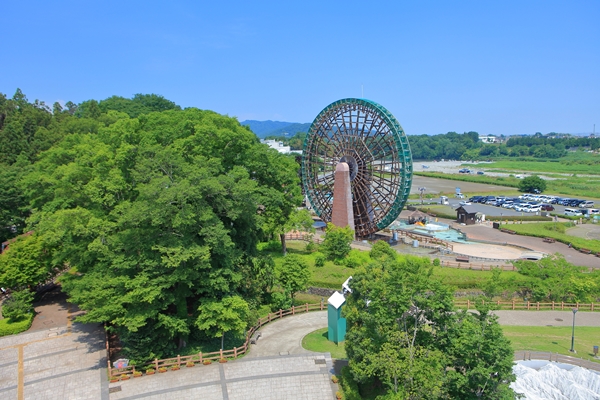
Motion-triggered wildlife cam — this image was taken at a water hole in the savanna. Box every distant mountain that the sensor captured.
[241,120,311,138]
[265,122,311,138]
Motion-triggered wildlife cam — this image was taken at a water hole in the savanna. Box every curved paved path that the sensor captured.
[109,312,335,400]
[247,311,328,358]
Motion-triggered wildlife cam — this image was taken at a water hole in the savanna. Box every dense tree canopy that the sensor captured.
[6,97,301,360]
[344,248,516,399]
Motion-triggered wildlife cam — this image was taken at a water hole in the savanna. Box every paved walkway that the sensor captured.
[0,316,107,400]
[109,312,336,400]
[459,223,600,268]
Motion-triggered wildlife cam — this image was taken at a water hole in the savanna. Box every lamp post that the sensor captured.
[570,308,578,353]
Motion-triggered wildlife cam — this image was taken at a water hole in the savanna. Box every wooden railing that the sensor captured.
[107,302,325,380]
[455,299,599,312]
[284,233,322,243]
[439,260,515,270]
[108,300,600,380]
[394,229,454,252]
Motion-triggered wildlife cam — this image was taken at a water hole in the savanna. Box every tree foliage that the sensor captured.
[196,295,249,350]
[275,254,310,301]
[15,106,300,361]
[321,223,354,260]
[518,175,547,193]
[344,256,516,399]
[1,289,34,321]
[0,233,55,290]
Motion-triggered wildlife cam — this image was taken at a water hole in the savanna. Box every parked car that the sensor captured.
[540,204,555,211]
[459,168,471,173]
[580,200,595,208]
[564,208,583,217]
[469,196,483,203]
[579,209,599,218]
[477,171,484,175]
[459,201,472,206]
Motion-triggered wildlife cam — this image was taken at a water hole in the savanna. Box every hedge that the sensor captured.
[0,313,34,337]
[486,215,552,222]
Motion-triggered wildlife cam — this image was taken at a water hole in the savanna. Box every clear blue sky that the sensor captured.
[1,1,598,136]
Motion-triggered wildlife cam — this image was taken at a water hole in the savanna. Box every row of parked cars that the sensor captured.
[467,194,598,216]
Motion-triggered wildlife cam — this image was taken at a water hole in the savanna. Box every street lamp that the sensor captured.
[570,308,578,353]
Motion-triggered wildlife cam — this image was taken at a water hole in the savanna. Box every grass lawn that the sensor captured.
[266,240,359,289]
[499,222,600,253]
[432,266,532,291]
[415,170,600,199]
[301,327,347,359]
[469,158,600,176]
[503,325,600,363]
[302,324,600,364]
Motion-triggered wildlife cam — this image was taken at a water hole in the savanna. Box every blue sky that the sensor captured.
[1,1,598,136]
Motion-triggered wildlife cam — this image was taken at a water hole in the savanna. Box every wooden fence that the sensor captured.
[107,300,600,380]
[107,302,326,380]
[455,299,599,312]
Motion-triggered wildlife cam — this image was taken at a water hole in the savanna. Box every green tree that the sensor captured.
[518,175,547,193]
[443,304,516,399]
[20,108,299,361]
[275,254,310,301]
[369,240,397,261]
[2,289,34,321]
[0,233,54,289]
[321,224,354,260]
[196,296,249,351]
[344,256,515,399]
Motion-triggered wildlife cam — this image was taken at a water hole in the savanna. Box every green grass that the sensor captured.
[503,325,600,363]
[415,170,600,199]
[266,241,360,289]
[302,327,348,359]
[499,222,600,253]
[0,313,34,336]
[472,158,600,176]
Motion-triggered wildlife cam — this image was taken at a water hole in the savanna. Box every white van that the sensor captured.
[580,201,595,208]
[564,208,583,217]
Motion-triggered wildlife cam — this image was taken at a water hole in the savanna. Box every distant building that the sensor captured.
[479,136,498,143]
[260,139,302,155]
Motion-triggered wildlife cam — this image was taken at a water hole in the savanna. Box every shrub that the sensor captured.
[0,312,34,336]
[314,253,326,268]
[342,249,370,268]
[432,258,441,267]
[1,290,34,321]
[370,241,396,260]
[257,240,282,252]
[305,241,316,252]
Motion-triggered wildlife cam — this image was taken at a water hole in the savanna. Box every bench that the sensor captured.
[579,248,592,254]
[543,237,555,243]
[500,229,516,235]
[455,256,470,263]
[250,331,262,344]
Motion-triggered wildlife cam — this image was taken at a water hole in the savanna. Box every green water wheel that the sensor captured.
[301,98,413,237]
